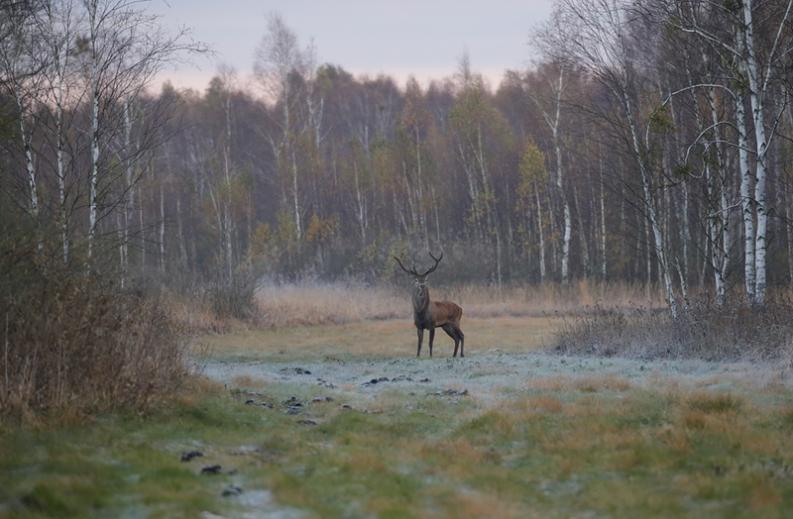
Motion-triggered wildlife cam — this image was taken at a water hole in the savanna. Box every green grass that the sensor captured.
[3,374,793,518]
[0,390,263,518]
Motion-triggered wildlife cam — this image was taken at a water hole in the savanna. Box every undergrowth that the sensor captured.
[552,296,793,362]
[1,242,188,420]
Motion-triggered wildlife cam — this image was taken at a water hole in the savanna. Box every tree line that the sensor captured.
[3,1,793,317]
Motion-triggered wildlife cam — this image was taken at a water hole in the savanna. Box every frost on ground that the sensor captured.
[187,330,793,517]
[202,351,791,407]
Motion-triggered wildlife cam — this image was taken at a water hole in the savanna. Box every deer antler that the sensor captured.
[394,256,418,276]
[419,251,443,277]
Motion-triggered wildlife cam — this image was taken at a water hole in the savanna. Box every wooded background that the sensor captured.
[4,0,793,316]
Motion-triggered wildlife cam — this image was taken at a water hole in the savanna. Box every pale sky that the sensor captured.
[149,0,555,93]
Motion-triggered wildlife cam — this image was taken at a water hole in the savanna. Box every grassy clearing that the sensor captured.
[3,373,793,518]
[7,282,793,517]
[194,316,562,362]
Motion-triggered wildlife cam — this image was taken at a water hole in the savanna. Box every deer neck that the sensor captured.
[412,285,431,321]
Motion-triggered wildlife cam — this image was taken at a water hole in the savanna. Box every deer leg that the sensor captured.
[442,325,458,357]
[416,328,424,357]
[456,327,465,357]
[429,328,435,357]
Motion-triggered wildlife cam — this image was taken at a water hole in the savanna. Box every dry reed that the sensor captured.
[253,279,662,328]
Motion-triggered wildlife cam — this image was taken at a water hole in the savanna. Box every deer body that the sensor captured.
[396,253,465,357]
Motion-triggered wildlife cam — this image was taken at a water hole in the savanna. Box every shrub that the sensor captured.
[1,256,187,419]
[208,268,258,320]
[552,297,793,362]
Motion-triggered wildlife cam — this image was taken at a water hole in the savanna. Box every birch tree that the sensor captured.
[527,62,572,284]
[0,3,45,221]
[37,0,79,263]
[559,0,679,316]
[80,0,200,263]
[665,0,793,305]
[254,13,311,243]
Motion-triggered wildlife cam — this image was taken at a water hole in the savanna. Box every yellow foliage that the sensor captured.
[249,222,271,258]
[305,213,338,243]
[518,140,548,197]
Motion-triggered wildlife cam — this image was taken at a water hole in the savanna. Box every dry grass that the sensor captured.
[444,279,662,317]
[451,491,525,519]
[573,375,633,393]
[2,282,188,420]
[685,391,744,414]
[230,375,268,389]
[553,297,793,362]
[255,281,404,327]
[166,294,239,334]
[195,315,562,359]
[253,280,662,328]
[526,375,632,393]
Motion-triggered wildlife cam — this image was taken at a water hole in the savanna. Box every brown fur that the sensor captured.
[412,286,466,358]
[396,253,465,357]
[429,300,463,328]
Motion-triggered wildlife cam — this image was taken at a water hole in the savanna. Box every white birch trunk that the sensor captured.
[291,148,301,242]
[474,123,502,288]
[176,195,188,268]
[534,66,571,284]
[535,186,547,283]
[645,218,652,295]
[735,72,756,302]
[742,1,769,305]
[415,125,429,250]
[56,80,68,264]
[353,159,367,245]
[138,183,146,268]
[14,94,38,219]
[556,133,571,285]
[87,0,100,261]
[573,184,589,277]
[224,202,232,280]
[46,0,73,264]
[624,91,677,318]
[116,211,125,288]
[706,164,727,305]
[599,157,607,280]
[455,139,481,238]
[680,181,689,283]
[159,182,166,274]
[787,182,793,284]
[121,100,133,283]
[401,160,417,231]
[430,185,441,244]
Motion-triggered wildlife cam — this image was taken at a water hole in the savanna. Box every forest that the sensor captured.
[4,0,793,317]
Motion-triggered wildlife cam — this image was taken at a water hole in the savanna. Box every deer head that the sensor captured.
[394,251,443,287]
[394,252,442,308]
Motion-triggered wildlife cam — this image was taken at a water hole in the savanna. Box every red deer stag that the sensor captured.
[394,252,465,357]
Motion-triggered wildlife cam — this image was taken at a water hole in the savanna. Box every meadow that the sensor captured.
[2,282,793,518]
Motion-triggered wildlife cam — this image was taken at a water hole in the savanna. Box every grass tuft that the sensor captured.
[686,392,743,414]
